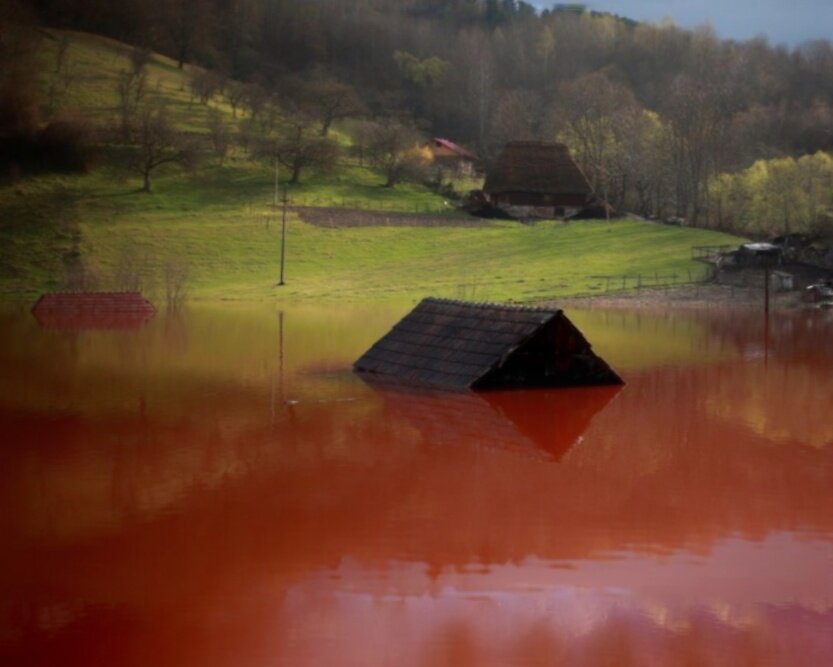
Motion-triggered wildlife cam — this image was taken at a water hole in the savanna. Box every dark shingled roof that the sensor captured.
[483,141,592,196]
[353,297,622,390]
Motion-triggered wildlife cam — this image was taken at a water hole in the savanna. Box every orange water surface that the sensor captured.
[1,303,832,666]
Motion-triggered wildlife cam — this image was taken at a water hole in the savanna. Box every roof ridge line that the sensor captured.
[421,296,560,313]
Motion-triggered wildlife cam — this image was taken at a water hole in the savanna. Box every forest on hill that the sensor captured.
[7,0,833,234]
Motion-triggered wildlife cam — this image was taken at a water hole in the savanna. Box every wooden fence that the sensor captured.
[453,265,717,302]
[691,245,736,261]
[578,265,717,296]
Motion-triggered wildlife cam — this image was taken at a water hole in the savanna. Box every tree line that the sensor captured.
[13,0,833,234]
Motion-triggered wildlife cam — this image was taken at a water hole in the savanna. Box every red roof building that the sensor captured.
[32,292,156,330]
[426,137,479,176]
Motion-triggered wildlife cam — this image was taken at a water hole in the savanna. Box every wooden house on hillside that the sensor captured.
[353,297,622,390]
[426,137,478,177]
[483,141,594,219]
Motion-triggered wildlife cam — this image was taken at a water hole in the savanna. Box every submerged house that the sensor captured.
[483,141,594,219]
[32,292,156,330]
[353,297,622,390]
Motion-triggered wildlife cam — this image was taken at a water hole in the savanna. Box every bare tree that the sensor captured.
[663,74,733,223]
[129,46,151,75]
[302,78,365,136]
[208,109,230,165]
[552,71,640,200]
[188,68,222,105]
[131,103,195,192]
[455,29,496,155]
[365,118,426,188]
[269,117,340,184]
[243,83,268,121]
[226,81,246,118]
[163,257,190,308]
[47,34,75,112]
[490,89,542,151]
[116,48,151,141]
[346,119,375,166]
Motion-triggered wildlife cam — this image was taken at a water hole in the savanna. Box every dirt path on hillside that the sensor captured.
[291,206,486,228]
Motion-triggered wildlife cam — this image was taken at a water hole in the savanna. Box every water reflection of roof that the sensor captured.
[367,381,620,461]
[32,292,156,330]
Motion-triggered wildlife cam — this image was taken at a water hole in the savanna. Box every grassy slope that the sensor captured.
[1,30,743,303]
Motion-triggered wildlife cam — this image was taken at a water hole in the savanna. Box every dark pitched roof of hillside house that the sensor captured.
[353,297,622,390]
[483,141,592,196]
[32,292,156,330]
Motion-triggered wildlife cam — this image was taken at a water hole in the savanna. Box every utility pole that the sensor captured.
[764,265,771,315]
[277,184,288,286]
[764,265,771,367]
[273,154,279,208]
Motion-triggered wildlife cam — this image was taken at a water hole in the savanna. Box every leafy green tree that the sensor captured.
[393,51,449,88]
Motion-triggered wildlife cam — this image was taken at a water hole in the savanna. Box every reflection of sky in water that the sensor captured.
[282,534,833,665]
[1,304,833,666]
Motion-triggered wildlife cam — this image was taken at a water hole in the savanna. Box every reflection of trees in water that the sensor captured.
[269,566,826,667]
[7,342,833,563]
[420,606,791,667]
[0,307,83,395]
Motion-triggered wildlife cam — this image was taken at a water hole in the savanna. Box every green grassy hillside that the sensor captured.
[0,30,743,303]
[0,164,739,302]
[40,29,233,131]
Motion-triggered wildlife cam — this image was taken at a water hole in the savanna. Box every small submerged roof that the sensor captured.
[353,297,621,390]
[32,292,156,330]
[483,141,591,196]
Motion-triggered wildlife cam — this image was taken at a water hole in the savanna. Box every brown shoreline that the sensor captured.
[541,284,805,311]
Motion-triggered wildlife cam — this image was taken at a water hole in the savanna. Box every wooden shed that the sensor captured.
[426,137,478,177]
[353,298,622,390]
[483,141,593,219]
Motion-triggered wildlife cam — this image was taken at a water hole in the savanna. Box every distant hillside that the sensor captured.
[0,24,749,305]
[20,0,833,232]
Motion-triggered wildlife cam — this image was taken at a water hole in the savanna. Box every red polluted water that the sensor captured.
[1,303,833,666]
